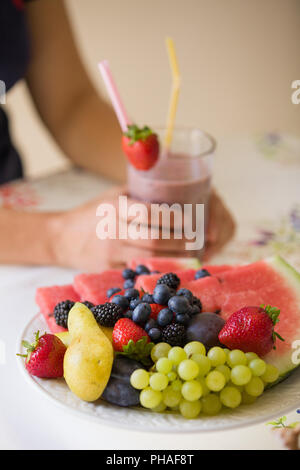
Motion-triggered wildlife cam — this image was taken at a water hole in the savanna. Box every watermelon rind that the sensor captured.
[264,256,300,384]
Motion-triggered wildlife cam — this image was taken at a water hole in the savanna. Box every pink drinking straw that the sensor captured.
[98,60,131,133]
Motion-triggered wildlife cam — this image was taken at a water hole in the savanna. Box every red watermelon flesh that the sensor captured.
[128,257,201,272]
[73,270,123,305]
[202,264,237,275]
[35,284,80,333]
[182,277,222,312]
[136,269,197,293]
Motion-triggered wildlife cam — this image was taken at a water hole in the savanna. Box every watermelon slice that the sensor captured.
[202,264,237,275]
[136,269,197,292]
[128,257,201,272]
[185,256,300,381]
[73,270,123,305]
[35,284,80,333]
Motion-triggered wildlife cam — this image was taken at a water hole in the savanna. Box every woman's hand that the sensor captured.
[52,186,235,271]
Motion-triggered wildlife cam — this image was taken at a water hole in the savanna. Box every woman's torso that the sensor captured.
[0,0,30,185]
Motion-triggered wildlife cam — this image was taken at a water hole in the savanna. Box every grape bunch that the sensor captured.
[130,341,279,419]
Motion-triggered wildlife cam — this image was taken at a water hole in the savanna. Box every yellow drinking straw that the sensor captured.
[164,37,181,150]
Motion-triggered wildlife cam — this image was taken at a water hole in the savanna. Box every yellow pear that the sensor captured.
[64,302,113,402]
[56,326,113,348]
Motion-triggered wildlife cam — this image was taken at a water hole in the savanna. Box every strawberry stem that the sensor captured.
[123,124,155,145]
[261,305,285,347]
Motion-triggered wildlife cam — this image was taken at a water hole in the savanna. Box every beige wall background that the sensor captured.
[6,0,300,178]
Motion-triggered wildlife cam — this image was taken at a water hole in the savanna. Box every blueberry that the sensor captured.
[153,284,172,305]
[190,304,201,316]
[135,264,150,275]
[124,288,140,301]
[157,308,174,327]
[142,293,153,304]
[130,298,141,310]
[145,318,158,332]
[168,295,190,314]
[132,302,151,325]
[106,287,121,298]
[177,288,194,305]
[124,310,133,319]
[123,279,135,289]
[122,268,136,280]
[195,269,211,280]
[111,295,129,312]
[175,313,190,325]
[148,328,162,342]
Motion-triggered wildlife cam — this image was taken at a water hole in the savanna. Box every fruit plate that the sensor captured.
[17,313,300,433]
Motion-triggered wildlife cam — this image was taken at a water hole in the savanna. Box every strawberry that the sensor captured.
[122,124,159,170]
[112,318,150,352]
[218,305,284,356]
[150,303,165,320]
[18,331,66,378]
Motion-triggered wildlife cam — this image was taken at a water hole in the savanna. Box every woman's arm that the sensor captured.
[25,0,126,182]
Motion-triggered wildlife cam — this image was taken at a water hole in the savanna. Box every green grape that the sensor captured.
[149,372,168,391]
[191,354,211,376]
[169,405,180,412]
[171,379,183,392]
[151,342,171,362]
[207,347,227,367]
[201,393,222,415]
[156,357,173,374]
[215,364,231,383]
[223,348,230,356]
[249,358,266,377]
[261,364,279,383]
[177,359,199,381]
[167,371,177,382]
[140,388,162,409]
[245,352,258,363]
[227,349,247,367]
[227,381,244,392]
[152,401,167,412]
[168,347,187,365]
[245,377,264,397]
[184,341,206,357]
[181,380,202,401]
[220,386,242,408]
[179,399,202,419]
[162,386,182,408]
[130,369,149,389]
[241,391,257,405]
[205,370,226,392]
[197,377,210,396]
[231,365,252,386]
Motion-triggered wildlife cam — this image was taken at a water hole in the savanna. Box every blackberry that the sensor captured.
[162,323,186,347]
[53,300,75,328]
[192,296,202,312]
[82,300,95,310]
[92,303,123,327]
[157,273,180,290]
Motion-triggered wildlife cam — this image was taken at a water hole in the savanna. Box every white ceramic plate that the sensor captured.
[17,313,300,433]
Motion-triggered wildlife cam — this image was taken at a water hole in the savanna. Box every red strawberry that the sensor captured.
[112,318,150,352]
[18,331,66,378]
[150,303,165,320]
[218,305,284,356]
[122,124,159,171]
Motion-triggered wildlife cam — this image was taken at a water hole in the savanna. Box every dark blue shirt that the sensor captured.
[0,0,30,184]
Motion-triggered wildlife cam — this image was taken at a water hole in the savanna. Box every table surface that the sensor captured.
[1,132,300,450]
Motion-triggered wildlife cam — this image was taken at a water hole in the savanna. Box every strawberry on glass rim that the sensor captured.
[122,124,159,171]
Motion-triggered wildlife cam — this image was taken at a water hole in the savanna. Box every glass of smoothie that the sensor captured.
[126,127,215,257]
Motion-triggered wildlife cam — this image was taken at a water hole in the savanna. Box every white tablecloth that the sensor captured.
[1,133,300,450]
